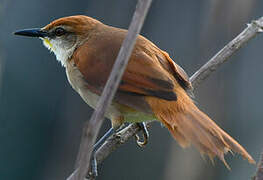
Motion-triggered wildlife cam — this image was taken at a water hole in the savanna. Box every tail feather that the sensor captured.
[146,92,255,168]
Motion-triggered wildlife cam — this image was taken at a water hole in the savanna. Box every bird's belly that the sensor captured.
[65,60,156,123]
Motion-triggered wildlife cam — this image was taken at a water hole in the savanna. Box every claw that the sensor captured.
[135,122,149,147]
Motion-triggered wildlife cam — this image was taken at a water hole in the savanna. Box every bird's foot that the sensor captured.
[87,128,116,179]
[135,122,149,147]
[86,155,98,179]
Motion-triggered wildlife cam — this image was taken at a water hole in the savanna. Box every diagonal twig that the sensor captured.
[190,17,263,88]
[253,151,263,180]
[68,0,153,180]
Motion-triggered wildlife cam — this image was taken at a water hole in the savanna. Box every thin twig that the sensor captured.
[253,151,263,180]
[92,16,263,169]
[69,0,152,180]
[190,17,263,88]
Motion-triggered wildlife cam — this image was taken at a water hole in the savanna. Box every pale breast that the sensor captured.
[65,60,121,119]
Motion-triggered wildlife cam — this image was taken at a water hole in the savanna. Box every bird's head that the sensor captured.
[14,15,102,66]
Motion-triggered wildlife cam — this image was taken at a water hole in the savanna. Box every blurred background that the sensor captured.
[0,0,263,179]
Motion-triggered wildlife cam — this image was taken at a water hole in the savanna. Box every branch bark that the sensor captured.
[190,17,263,88]
[254,151,263,180]
[68,0,152,180]
[93,16,263,168]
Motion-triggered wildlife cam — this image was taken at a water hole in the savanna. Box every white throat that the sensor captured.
[42,38,76,67]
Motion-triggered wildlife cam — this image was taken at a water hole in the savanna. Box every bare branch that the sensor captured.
[191,16,263,88]
[253,151,263,180]
[69,0,152,180]
[93,16,263,169]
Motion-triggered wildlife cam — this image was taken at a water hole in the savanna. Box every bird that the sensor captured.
[14,15,255,175]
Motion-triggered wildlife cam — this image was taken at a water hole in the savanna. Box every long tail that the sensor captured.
[145,88,255,168]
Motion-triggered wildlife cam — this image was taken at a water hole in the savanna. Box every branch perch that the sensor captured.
[67,12,263,180]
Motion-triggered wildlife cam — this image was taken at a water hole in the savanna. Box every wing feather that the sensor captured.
[72,27,191,103]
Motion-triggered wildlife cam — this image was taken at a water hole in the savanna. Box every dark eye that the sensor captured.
[54,27,66,36]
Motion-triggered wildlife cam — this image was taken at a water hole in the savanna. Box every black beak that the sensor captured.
[14,28,48,38]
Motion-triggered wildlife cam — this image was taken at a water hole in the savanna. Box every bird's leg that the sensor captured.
[87,116,124,179]
[87,120,149,178]
[87,127,115,179]
[135,122,149,147]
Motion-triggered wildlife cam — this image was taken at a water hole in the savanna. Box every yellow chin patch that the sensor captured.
[42,38,54,51]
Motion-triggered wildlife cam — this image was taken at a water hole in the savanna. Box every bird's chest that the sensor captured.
[65,60,121,118]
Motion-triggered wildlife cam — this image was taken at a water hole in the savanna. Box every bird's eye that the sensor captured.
[54,27,66,36]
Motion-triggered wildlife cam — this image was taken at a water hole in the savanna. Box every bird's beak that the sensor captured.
[14,28,48,38]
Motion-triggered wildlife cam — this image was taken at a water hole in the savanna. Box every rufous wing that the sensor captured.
[160,50,192,90]
[71,32,188,102]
